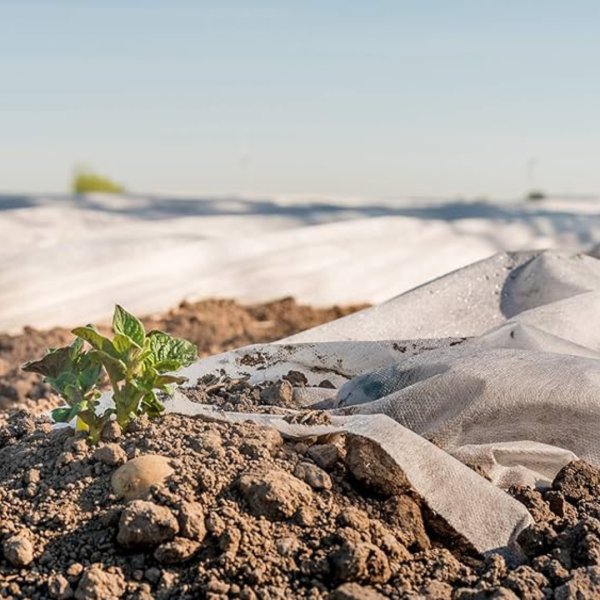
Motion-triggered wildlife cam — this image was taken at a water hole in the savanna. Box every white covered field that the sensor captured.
[1,193,599,333]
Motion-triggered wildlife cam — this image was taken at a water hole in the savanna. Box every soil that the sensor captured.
[1,399,600,599]
[3,299,600,598]
[0,297,366,417]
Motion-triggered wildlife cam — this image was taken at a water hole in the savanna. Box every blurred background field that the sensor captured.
[2,192,600,333]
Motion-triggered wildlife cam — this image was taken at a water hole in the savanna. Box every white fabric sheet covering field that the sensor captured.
[171,249,600,555]
[2,193,600,332]
[6,194,600,555]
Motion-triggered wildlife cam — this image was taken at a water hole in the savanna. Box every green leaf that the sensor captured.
[72,326,113,353]
[77,359,102,392]
[113,305,145,347]
[153,359,183,373]
[156,374,188,387]
[22,346,72,377]
[51,407,74,423]
[94,350,127,382]
[113,333,137,355]
[147,331,197,368]
[140,391,165,417]
[51,401,88,423]
[64,383,83,403]
[47,371,79,395]
[70,337,85,357]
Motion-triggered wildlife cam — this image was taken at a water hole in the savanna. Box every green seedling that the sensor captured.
[23,305,198,444]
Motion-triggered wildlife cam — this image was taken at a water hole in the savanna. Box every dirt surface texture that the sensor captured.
[3,297,600,598]
[1,398,600,599]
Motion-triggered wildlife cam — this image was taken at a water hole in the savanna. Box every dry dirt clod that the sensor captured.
[117,500,179,548]
[552,460,600,504]
[329,582,387,599]
[94,443,127,466]
[259,380,295,407]
[177,500,207,542]
[3,534,34,567]
[307,442,341,470]
[336,507,371,532]
[74,565,126,600]
[111,454,174,501]
[345,434,411,496]
[47,574,74,599]
[283,370,308,387]
[101,420,122,442]
[237,469,313,520]
[276,536,301,557]
[154,537,201,564]
[383,495,431,551]
[554,565,600,599]
[508,485,554,523]
[330,540,392,584]
[294,461,332,490]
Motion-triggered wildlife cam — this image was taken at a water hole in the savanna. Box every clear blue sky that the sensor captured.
[1,1,599,198]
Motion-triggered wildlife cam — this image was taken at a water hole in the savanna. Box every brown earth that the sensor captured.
[1,390,600,599]
[3,299,600,598]
[0,297,367,416]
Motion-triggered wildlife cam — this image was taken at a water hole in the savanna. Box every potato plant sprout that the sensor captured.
[23,305,198,444]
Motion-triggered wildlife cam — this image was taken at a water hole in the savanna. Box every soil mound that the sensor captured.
[1,403,600,598]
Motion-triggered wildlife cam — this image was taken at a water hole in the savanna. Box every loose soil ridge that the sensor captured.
[1,405,600,599]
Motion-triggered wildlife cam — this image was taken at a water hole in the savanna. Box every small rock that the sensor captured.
[3,535,34,568]
[237,469,313,520]
[94,443,127,467]
[177,501,207,542]
[47,574,74,599]
[75,565,125,600]
[329,582,387,599]
[308,443,340,470]
[294,461,332,490]
[260,380,295,408]
[111,454,174,501]
[154,537,200,564]
[117,500,179,548]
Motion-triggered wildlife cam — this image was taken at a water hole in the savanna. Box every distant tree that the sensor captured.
[526,189,546,201]
[72,166,125,194]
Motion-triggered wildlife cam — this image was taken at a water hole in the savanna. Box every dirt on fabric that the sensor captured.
[0,297,366,417]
